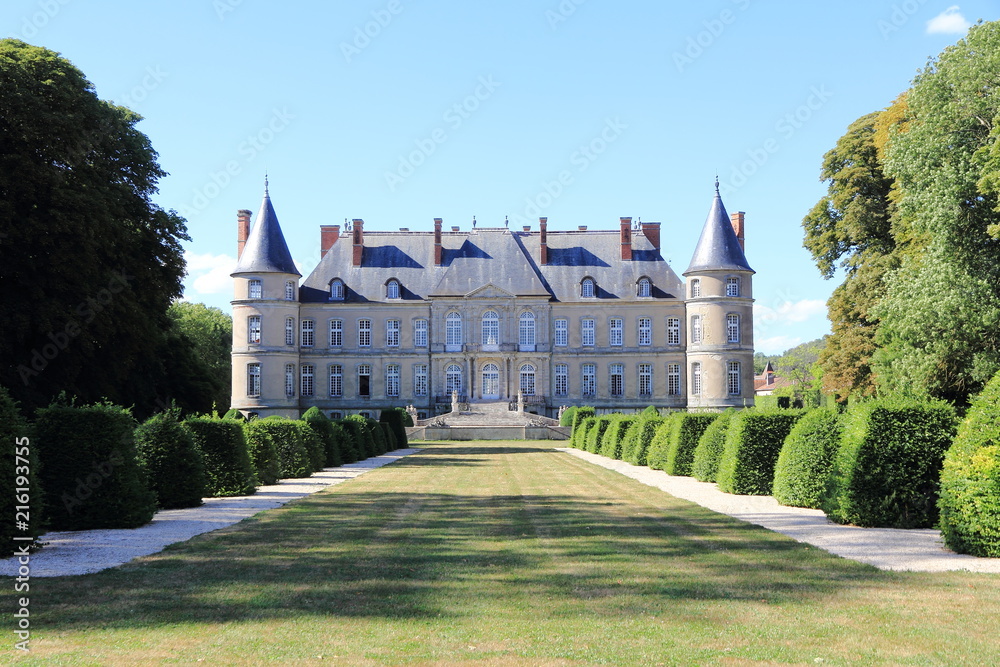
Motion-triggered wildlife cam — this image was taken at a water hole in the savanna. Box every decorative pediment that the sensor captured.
[465,283,515,299]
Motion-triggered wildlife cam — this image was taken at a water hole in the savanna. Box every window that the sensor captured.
[329,319,342,347]
[667,363,681,396]
[691,315,702,344]
[691,362,702,396]
[386,319,400,347]
[520,364,536,396]
[726,277,741,297]
[581,277,595,298]
[386,279,400,300]
[637,277,651,297]
[330,411,342,420]
[554,319,568,347]
[285,281,296,300]
[728,361,741,395]
[555,364,568,397]
[285,364,295,397]
[482,310,500,346]
[248,279,262,299]
[638,317,652,346]
[358,319,371,347]
[690,279,701,298]
[639,363,652,396]
[446,364,463,395]
[330,279,345,300]
[610,318,623,347]
[582,318,595,346]
[330,365,343,397]
[667,317,681,345]
[301,364,314,397]
[582,363,597,397]
[247,315,261,344]
[386,364,400,397]
[414,364,428,397]
[727,313,740,344]
[446,312,462,348]
[301,319,314,347]
[414,319,428,348]
[519,311,535,348]
[285,317,295,346]
[359,411,372,419]
[610,363,624,397]
[358,364,371,397]
[247,363,260,397]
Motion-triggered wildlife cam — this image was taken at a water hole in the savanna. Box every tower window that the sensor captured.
[248,315,261,344]
[728,361,741,395]
[691,315,702,344]
[691,362,702,396]
[285,281,296,301]
[248,279,262,299]
[285,364,295,397]
[727,313,740,344]
[285,317,295,346]
[690,279,701,298]
[247,363,261,397]
[726,277,741,297]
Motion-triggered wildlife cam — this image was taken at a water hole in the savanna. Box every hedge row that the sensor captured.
[622,416,665,466]
[716,410,805,496]
[772,408,843,509]
[649,413,719,476]
[691,410,736,483]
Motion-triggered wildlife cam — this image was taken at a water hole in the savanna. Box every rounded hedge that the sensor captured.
[645,416,678,471]
[601,416,637,460]
[622,416,665,466]
[335,419,361,463]
[660,413,719,476]
[341,416,376,459]
[379,408,409,449]
[328,422,350,467]
[939,372,1000,556]
[253,419,313,478]
[380,421,398,451]
[573,416,598,450]
[302,407,341,469]
[586,416,615,454]
[560,406,578,427]
[367,418,388,455]
[691,409,736,483]
[716,409,805,496]
[772,408,843,509]
[0,387,42,554]
[134,409,206,509]
[184,417,258,497]
[571,407,597,443]
[243,420,282,485]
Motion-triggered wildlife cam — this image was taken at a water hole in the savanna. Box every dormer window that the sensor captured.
[637,277,652,297]
[330,279,345,301]
[386,279,400,300]
[581,277,596,298]
[248,279,262,299]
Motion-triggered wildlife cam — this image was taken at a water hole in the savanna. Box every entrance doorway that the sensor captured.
[481,363,501,399]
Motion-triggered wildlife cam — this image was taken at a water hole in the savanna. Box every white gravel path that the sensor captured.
[1,448,420,578]
[559,448,1000,573]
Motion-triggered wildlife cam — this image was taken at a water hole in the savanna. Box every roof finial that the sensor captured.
[472,215,477,228]
[264,172,269,196]
[714,174,719,194]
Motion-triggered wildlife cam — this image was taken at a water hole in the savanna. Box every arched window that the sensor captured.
[482,310,500,346]
[637,277,652,297]
[446,312,462,348]
[581,277,596,298]
[386,279,401,300]
[690,278,701,298]
[330,279,345,301]
[519,364,536,396]
[519,311,535,347]
[446,364,463,395]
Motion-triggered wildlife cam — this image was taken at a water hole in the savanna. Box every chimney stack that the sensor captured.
[237,209,252,258]
[539,217,548,265]
[620,217,632,261]
[434,218,443,266]
[352,219,364,266]
[320,225,340,259]
[730,212,745,251]
[641,221,661,252]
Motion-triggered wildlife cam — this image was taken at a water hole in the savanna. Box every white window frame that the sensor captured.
[386,279,401,300]
[728,361,741,395]
[386,364,400,397]
[285,364,295,397]
[667,363,681,396]
[330,279,345,301]
[610,318,623,347]
[582,363,597,397]
[301,364,314,397]
[667,317,680,345]
[413,319,428,348]
[691,362,702,396]
[554,364,568,397]
[358,319,371,347]
[519,364,536,397]
[554,318,568,347]
[610,363,624,397]
[727,313,740,344]
[726,276,741,297]
[582,318,595,347]
[285,281,296,300]
[247,363,261,397]
[690,279,701,298]
[386,319,400,347]
[446,312,462,349]
[285,317,295,346]
[637,277,651,297]
[248,279,262,299]
[581,278,595,298]
[638,317,652,346]
[300,319,314,347]
[329,319,342,347]
[414,364,428,397]
[248,315,261,344]
[482,310,500,347]
[691,315,702,344]
[638,363,652,396]
[330,364,343,398]
[445,364,463,395]
[519,311,536,348]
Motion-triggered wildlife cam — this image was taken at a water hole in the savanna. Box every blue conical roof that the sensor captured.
[232,184,300,276]
[684,182,754,276]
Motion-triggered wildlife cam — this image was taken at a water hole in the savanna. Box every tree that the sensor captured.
[167,302,232,413]
[0,40,188,417]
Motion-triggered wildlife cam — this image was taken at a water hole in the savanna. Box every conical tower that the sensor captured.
[684,181,755,409]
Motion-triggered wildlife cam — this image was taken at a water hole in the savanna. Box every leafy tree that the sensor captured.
[167,302,232,413]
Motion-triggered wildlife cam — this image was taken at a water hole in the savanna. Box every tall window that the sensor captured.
[610,364,624,397]
[300,319,314,347]
[609,318,623,347]
[728,361,741,395]
[637,277,651,297]
[330,279,345,300]
[358,364,371,397]
[667,317,681,345]
[414,364,428,397]
[519,312,535,347]
[247,363,260,397]
[386,279,401,300]
[727,313,740,343]
[330,365,343,397]
[582,318,595,346]
[690,279,701,298]
[638,363,652,396]
[581,277,595,298]
[285,364,295,397]
[386,319,400,347]
[482,310,500,346]
[446,312,462,348]
[582,363,597,397]
[554,318,568,347]
[386,364,400,397]
[358,319,371,347]
[667,363,681,396]
[248,315,261,344]
[638,317,652,346]
[446,364,463,395]
[329,319,342,347]
[691,362,702,396]
[691,315,702,344]
[301,364,314,397]
[285,281,296,300]
[414,319,428,348]
[554,364,568,397]
[285,317,295,346]
[726,277,741,297]
[520,364,536,396]
[248,279,262,299]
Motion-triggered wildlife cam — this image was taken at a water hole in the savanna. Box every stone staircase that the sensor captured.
[409,400,568,440]
[417,400,559,428]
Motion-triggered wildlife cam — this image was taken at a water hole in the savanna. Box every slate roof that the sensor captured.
[232,188,300,277]
[684,185,754,276]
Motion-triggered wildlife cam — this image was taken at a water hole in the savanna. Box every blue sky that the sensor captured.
[5,0,997,354]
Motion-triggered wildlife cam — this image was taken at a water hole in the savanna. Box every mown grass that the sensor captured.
[7,440,1000,665]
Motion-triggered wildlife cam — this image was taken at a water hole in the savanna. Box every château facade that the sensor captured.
[230,183,755,419]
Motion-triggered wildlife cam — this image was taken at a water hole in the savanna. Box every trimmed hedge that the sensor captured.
[184,417,258,497]
[134,409,206,509]
[328,422,351,466]
[0,387,42,554]
[243,420,281,485]
[772,408,844,508]
[379,408,409,449]
[341,415,376,459]
[302,407,341,468]
[691,409,736,483]
[939,371,1000,556]
[823,399,957,528]
[367,418,388,455]
[573,416,598,450]
[716,409,805,496]
[600,416,637,460]
[571,407,597,442]
[645,416,678,471]
[659,413,720,476]
[640,405,660,418]
[586,416,615,453]
[622,416,665,466]
[335,419,361,463]
[560,406,578,427]
[256,419,315,478]
[36,401,157,530]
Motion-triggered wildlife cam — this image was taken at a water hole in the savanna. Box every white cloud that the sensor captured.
[754,299,827,325]
[184,251,236,296]
[927,6,971,34]
[756,335,803,355]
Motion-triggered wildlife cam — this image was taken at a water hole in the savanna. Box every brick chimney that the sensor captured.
[539,217,548,265]
[730,212,745,251]
[237,209,252,258]
[352,219,364,267]
[434,218,443,266]
[641,221,661,252]
[320,225,340,259]
[620,217,632,261]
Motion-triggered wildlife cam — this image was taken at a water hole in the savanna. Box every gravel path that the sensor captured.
[1,449,421,578]
[560,448,1000,573]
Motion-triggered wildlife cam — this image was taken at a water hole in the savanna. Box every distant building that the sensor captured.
[753,361,796,396]
[230,182,755,419]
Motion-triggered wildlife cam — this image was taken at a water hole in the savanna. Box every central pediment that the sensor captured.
[465,283,515,299]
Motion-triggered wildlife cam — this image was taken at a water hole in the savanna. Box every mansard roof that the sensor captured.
[684,185,754,276]
[232,187,300,276]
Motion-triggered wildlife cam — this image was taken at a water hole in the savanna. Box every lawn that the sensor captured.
[8,440,1000,665]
